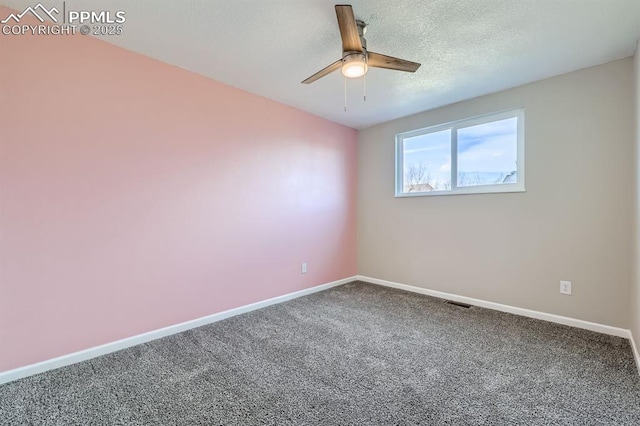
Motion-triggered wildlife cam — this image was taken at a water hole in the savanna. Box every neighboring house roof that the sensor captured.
[405,183,434,192]
[502,171,517,184]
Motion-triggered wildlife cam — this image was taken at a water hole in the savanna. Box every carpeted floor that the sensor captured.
[1,281,639,425]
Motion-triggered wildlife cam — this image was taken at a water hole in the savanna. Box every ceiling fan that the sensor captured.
[302,4,421,84]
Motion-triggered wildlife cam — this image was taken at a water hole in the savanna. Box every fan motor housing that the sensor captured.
[356,20,367,50]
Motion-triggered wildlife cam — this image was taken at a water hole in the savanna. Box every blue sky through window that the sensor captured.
[402,117,518,191]
[403,129,451,190]
[457,117,518,186]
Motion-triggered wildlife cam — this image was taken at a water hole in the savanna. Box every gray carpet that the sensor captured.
[1,281,639,425]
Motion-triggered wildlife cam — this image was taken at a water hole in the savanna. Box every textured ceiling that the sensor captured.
[3,0,640,129]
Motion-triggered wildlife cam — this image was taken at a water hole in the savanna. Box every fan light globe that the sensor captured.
[341,53,368,78]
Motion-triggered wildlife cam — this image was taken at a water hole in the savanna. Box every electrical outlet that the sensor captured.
[301,263,307,274]
[560,280,572,295]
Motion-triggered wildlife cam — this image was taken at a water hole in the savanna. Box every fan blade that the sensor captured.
[368,52,421,73]
[335,5,363,53]
[301,59,343,84]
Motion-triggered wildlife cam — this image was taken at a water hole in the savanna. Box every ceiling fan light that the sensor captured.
[341,53,368,78]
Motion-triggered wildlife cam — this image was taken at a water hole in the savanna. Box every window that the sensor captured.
[395,109,524,197]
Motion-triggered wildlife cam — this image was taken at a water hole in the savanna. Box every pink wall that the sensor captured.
[0,8,357,372]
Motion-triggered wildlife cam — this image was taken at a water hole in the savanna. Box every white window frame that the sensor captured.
[395,108,525,197]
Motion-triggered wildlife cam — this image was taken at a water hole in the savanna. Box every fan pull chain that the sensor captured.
[363,73,366,102]
[344,75,347,111]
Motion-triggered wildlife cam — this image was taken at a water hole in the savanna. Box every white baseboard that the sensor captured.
[0,276,356,385]
[356,275,631,339]
[3,274,637,384]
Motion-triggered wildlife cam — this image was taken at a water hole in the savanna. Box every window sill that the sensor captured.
[395,185,526,198]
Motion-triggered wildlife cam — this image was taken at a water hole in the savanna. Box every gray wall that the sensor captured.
[358,58,634,328]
